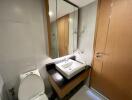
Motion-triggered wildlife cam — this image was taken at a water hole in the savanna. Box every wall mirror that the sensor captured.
[47,0,79,58]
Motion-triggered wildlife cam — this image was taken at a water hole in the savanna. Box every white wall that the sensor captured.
[78,1,97,64]
[0,0,50,98]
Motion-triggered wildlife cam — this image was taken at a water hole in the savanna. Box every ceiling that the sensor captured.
[49,0,78,22]
[68,0,96,7]
[49,0,96,22]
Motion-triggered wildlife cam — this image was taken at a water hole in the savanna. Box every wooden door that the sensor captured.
[91,0,132,99]
[57,15,69,57]
[91,0,112,93]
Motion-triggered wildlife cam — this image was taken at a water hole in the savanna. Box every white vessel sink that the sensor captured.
[56,59,86,79]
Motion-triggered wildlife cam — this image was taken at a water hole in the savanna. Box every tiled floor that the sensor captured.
[70,85,107,100]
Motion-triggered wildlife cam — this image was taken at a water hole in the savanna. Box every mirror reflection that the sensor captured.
[49,0,78,58]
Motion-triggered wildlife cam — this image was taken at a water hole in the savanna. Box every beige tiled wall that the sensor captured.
[0,0,49,98]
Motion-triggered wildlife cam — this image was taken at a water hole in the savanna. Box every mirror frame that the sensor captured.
[45,0,79,58]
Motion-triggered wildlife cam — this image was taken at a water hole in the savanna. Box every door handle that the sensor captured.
[95,52,105,58]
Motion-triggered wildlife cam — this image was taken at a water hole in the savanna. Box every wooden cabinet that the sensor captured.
[91,0,132,99]
[48,69,90,99]
[46,63,91,99]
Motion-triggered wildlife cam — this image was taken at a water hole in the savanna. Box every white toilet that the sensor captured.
[18,69,48,100]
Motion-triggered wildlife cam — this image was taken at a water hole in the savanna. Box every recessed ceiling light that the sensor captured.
[49,11,53,17]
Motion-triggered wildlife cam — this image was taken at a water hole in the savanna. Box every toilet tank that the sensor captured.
[0,74,4,100]
[0,74,8,100]
[20,69,41,81]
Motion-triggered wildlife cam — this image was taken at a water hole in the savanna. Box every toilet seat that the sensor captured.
[18,74,48,100]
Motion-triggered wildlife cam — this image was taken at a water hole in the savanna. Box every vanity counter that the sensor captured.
[46,62,91,99]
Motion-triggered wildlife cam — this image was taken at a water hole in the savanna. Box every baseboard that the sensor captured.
[90,87,109,100]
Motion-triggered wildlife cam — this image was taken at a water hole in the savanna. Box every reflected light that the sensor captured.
[14,6,22,14]
[53,73,63,81]
[49,11,53,17]
[69,18,73,23]
[86,90,101,100]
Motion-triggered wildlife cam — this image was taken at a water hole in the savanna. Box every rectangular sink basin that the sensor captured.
[56,59,86,79]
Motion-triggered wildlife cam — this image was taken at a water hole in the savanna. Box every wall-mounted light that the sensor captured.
[69,18,73,23]
[49,11,53,17]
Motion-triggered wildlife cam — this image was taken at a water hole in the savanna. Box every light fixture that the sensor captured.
[69,18,73,22]
[49,11,53,17]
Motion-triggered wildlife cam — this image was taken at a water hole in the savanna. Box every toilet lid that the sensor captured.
[18,74,45,100]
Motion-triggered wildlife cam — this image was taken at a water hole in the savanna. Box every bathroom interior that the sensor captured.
[0,0,132,100]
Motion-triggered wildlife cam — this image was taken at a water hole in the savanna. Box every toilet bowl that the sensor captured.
[18,69,48,100]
